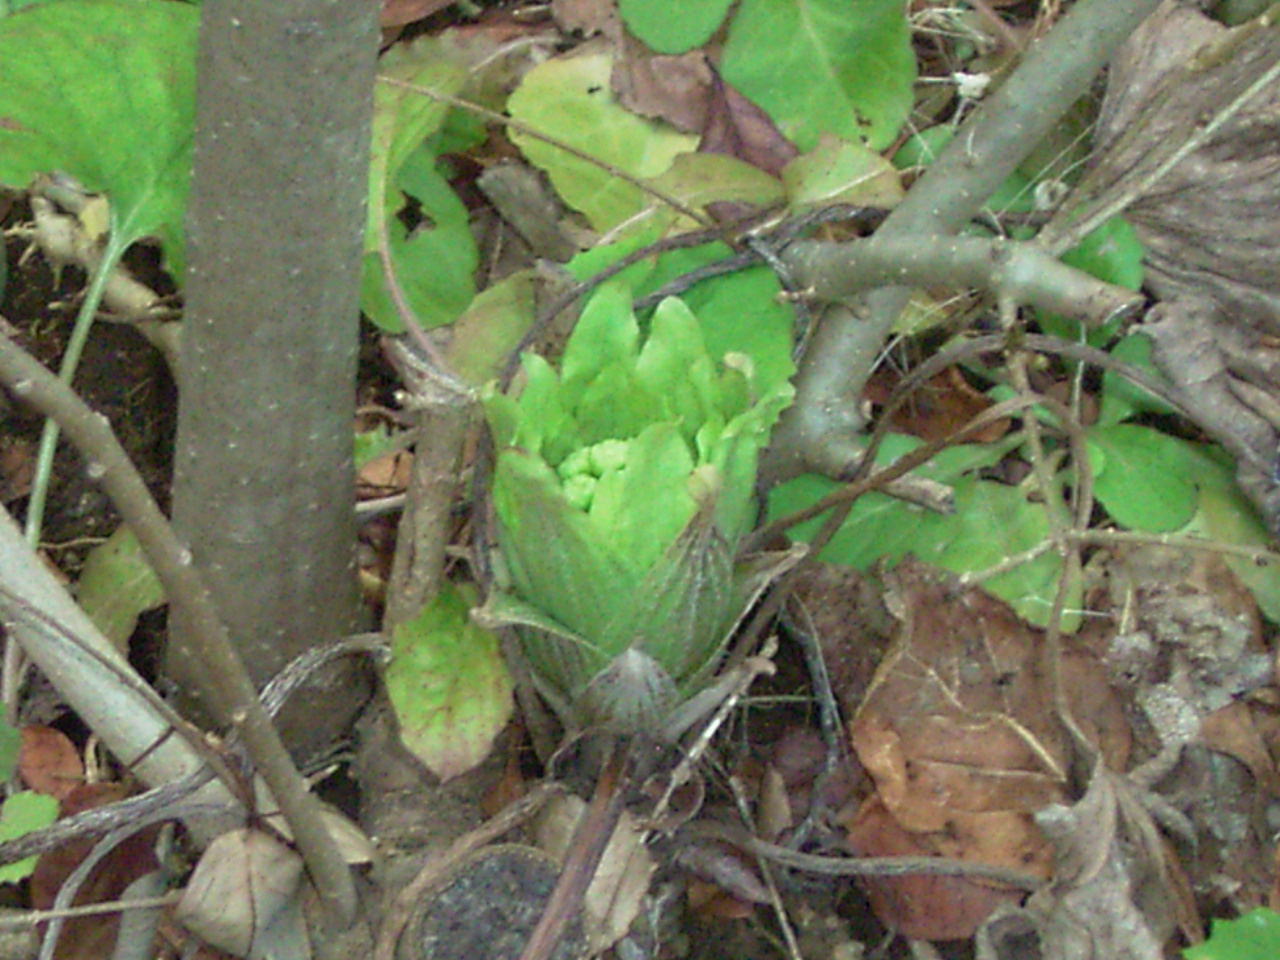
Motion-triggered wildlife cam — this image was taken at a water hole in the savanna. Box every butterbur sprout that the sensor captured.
[479,282,799,738]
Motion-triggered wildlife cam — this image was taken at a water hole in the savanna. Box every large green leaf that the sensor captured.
[767,438,1074,628]
[386,582,513,782]
[721,0,915,152]
[0,0,198,271]
[507,49,696,232]
[0,792,58,884]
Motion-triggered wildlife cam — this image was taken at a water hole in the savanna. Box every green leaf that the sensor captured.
[1087,424,1198,533]
[386,582,513,782]
[493,449,635,640]
[0,720,19,781]
[622,502,734,682]
[446,270,537,386]
[361,147,477,333]
[783,135,905,209]
[636,297,719,441]
[645,151,785,214]
[1179,443,1280,624]
[0,791,58,884]
[366,37,466,253]
[0,0,199,272]
[475,590,607,708]
[768,457,1076,629]
[560,283,640,396]
[74,525,165,650]
[618,0,734,54]
[1062,216,1144,292]
[354,424,396,471]
[1184,909,1280,960]
[1097,333,1178,427]
[721,0,915,152]
[566,224,665,287]
[676,263,797,398]
[588,423,697,574]
[1040,216,1145,343]
[507,49,696,232]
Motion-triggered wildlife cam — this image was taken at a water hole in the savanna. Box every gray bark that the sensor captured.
[170,0,380,749]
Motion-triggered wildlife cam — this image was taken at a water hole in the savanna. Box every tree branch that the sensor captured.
[0,333,356,923]
[764,0,1167,483]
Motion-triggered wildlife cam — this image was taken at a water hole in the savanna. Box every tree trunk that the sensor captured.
[169,0,380,751]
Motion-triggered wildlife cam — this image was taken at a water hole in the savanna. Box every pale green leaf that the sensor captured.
[645,152,785,218]
[783,135,905,209]
[386,582,513,782]
[507,49,696,232]
[447,270,537,386]
[74,526,165,651]
[0,791,58,884]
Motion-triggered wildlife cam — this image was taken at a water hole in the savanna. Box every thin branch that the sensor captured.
[785,233,1142,327]
[765,0,1167,483]
[0,334,356,922]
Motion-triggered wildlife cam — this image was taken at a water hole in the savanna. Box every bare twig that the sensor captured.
[764,0,1168,483]
[0,333,356,922]
[382,339,475,630]
[685,823,1043,890]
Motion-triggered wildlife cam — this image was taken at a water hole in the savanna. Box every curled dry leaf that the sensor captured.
[380,0,455,29]
[976,763,1186,960]
[536,792,655,953]
[18,725,83,802]
[175,828,303,958]
[842,559,1130,940]
[1059,0,1280,520]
